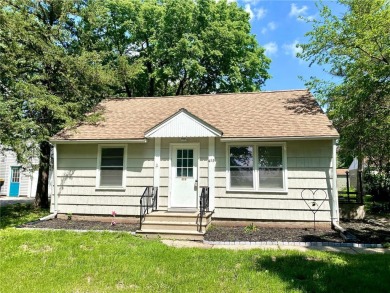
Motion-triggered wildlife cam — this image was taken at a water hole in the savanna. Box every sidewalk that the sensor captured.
[0,197,34,207]
[161,240,390,254]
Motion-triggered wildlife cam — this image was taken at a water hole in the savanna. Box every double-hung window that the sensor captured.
[98,146,126,188]
[228,143,286,192]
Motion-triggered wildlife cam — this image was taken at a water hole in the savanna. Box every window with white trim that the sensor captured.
[99,147,125,187]
[228,144,286,191]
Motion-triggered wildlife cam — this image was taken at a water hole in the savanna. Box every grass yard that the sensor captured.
[1,204,390,292]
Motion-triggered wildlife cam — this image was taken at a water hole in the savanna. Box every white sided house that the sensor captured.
[0,148,39,198]
[51,90,340,238]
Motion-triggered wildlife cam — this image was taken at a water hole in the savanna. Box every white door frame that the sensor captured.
[168,143,200,210]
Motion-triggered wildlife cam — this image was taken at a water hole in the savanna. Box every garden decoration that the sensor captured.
[301,189,328,230]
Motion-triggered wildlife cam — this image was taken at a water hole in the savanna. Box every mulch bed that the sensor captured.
[205,219,390,244]
[20,219,139,232]
[20,217,390,244]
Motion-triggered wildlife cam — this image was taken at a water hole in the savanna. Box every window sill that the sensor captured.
[95,187,126,191]
[226,188,288,194]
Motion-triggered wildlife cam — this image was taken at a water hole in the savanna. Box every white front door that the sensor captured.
[170,145,198,209]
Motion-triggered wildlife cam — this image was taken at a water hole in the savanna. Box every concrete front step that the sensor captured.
[141,221,208,232]
[144,211,212,223]
[137,210,213,240]
[136,229,205,241]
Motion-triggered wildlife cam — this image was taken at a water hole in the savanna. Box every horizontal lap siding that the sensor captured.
[214,140,334,221]
[158,137,208,209]
[55,141,155,215]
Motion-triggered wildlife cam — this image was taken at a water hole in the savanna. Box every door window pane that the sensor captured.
[176,149,194,178]
[11,168,20,182]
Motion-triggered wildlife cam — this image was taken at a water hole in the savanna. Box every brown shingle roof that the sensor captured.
[53,90,339,140]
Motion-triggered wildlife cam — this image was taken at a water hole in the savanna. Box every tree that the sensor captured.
[74,0,270,96]
[298,0,389,197]
[0,0,117,207]
[0,0,270,207]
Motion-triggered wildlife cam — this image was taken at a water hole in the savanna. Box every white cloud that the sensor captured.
[267,21,276,30]
[226,0,236,4]
[289,3,308,19]
[254,7,267,20]
[242,0,261,4]
[261,21,277,34]
[244,4,254,21]
[283,40,303,57]
[263,42,278,56]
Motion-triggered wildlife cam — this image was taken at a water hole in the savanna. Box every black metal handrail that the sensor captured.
[198,186,209,232]
[139,186,158,230]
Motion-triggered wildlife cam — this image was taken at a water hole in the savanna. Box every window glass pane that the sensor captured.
[101,148,124,167]
[182,168,187,177]
[183,159,188,167]
[259,168,283,189]
[188,150,193,158]
[258,146,282,167]
[100,148,124,186]
[183,150,188,158]
[177,159,182,167]
[177,168,182,177]
[230,167,253,188]
[102,148,123,157]
[188,159,193,168]
[101,157,123,166]
[100,168,123,186]
[177,150,182,158]
[258,146,284,189]
[188,168,193,177]
[230,146,253,167]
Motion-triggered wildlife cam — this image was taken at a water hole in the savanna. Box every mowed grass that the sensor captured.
[0,203,49,229]
[1,205,390,293]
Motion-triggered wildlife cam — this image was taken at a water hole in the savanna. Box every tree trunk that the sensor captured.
[34,141,51,208]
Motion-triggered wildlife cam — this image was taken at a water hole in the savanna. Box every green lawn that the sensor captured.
[1,205,390,292]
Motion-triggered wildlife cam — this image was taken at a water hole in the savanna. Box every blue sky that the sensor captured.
[233,0,344,91]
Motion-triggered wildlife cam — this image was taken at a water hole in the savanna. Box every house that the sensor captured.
[336,168,349,190]
[0,147,39,197]
[50,90,340,236]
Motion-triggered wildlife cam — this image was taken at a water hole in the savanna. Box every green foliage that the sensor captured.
[299,0,389,178]
[75,0,271,96]
[364,167,390,204]
[244,223,258,233]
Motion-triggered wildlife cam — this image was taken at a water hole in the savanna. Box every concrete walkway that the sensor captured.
[161,240,390,254]
[0,197,34,207]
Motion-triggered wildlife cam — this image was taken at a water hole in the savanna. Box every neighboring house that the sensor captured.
[336,168,349,190]
[50,90,340,234]
[0,148,38,197]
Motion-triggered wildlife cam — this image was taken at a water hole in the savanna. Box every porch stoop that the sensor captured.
[136,211,213,240]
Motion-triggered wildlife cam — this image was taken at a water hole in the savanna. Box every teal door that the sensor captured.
[9,167,21,197]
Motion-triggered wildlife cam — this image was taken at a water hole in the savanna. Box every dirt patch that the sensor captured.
[341,219,390,244]
[20,218,138,232]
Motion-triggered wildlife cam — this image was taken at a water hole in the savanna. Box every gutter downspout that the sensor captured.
[329,140,356,240]
[331,139,340,227]
[53,142,58,212]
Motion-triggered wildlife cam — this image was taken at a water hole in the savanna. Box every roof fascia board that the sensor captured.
[145,108,222,138]
[220,136,339,142]
[51,139,147,144]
